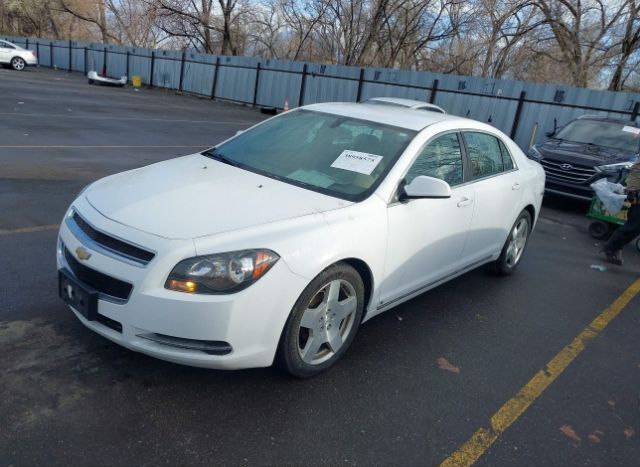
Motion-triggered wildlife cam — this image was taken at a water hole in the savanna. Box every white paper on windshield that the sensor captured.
[622,126,640,136]
[288,169,335,188]
[330,150,383,175]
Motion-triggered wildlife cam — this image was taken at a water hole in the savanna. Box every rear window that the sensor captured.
[555,120,640,152]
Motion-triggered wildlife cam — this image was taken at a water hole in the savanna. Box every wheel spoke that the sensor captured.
[300,335,324,364]
[327,331,343,353]
[300,307,320,330]
[326,280,341,305]
[333,296,356,322]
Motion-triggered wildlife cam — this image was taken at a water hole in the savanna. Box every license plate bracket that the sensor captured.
[59,269,98,320]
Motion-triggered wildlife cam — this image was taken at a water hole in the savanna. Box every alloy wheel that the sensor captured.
[297,279,358,365]
[505,217,529,267]
[11,58,25,71]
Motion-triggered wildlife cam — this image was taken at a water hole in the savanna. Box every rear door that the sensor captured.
[459,132,523,268]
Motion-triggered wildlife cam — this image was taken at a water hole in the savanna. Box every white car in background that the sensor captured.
[57,103,544,377]
[362,97,447,114]
[0,40,37,71]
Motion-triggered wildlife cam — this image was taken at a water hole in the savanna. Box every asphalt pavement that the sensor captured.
[1,67,638,467]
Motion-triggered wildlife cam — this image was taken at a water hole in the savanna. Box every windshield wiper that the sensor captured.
[202,149,240,168]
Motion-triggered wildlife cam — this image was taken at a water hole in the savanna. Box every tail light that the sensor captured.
[31,51,37,58]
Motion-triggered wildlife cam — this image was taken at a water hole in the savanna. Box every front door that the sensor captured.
[380,132,474,307]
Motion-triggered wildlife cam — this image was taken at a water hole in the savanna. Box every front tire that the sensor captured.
[493,210,532,275]
[11,57,26,71]
[278,263,365,378]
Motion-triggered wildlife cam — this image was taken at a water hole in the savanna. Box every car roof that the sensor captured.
[303,102,479,132]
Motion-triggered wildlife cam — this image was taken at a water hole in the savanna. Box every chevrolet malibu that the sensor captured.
[57,103,545,377]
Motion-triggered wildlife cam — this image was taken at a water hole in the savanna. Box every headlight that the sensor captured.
[165,249,279,294]
[528,146,543,161]
[594,161,634,175]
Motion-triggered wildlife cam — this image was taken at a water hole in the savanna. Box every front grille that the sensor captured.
[64,247,133,301]
[71,212,155,265]
[540,159,597,184]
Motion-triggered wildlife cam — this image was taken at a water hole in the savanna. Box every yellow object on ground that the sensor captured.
[132,75,142,88]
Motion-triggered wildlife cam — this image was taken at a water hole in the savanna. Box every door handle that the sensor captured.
[512,182,521,190]
[457,197,473,208]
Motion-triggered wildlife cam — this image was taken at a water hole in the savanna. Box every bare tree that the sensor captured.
[608,0,640,90]
[534,0,629,87]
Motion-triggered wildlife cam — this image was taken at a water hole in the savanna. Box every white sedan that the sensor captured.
[57,103,545,377]
[0,40,37,71]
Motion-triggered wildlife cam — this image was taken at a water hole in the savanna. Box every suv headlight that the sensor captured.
[165,249,279,294]
[528,146,543,161]
[594,161,634,175]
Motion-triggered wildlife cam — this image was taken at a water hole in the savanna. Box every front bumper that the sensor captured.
[57,199,308,370]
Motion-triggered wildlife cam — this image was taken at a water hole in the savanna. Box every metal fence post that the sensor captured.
[49,41,53,68]
[25,38,29,49]
[126,51,130,78]
[510,91,527,139]
[298,63,308,107]
[83,47,87,74]
[356,68,365,102]
[253,62,261,107]
[149,51,155,87]
[36,41,39,63]
[68,40,72,72]
[211,56,220,99]
[630,102,639,122]
[102,47,107,76]
[178,50,186,92]
[429,79,439,104]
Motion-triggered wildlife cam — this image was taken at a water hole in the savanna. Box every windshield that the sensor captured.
[555,120,640,152]
[204,109,416,201]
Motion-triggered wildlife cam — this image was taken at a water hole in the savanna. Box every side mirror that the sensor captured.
[400,176,452,200]
[545,131,555,138]
[235,130,244,136]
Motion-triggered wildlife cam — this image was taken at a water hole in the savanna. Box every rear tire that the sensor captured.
[10,57,25,71]
[493,210,532,276]
[88,79,94,85]
[278,263,364,378]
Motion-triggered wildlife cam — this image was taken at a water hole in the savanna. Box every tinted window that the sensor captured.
[555,119,639,152]
[207,109,416,201]
[464,132,504,179]
[406,133,463,186]
[499,140,514,171]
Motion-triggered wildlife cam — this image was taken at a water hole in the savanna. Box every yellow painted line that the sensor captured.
[0,224,59,236]
[440,277,640,467]
[0,145,207,149]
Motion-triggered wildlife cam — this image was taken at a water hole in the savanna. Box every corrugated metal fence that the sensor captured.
[3,35,639,151]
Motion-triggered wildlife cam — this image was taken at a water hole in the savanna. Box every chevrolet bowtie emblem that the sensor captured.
[75,246,92,261]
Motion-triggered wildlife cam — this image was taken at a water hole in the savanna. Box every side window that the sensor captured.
[405,133,464,186]
[0,42,15,49]
[464,132,504,179]
[499,140,514,171]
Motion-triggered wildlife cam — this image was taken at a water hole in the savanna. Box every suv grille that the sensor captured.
[71,211,155,265]
[64,247,133,301]
[540,159,596,184]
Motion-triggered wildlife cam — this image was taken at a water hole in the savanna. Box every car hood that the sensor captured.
[85,154,352,239]
[537,139,638,166]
